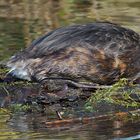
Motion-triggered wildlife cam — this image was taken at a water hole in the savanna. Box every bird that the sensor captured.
[6,22,140,90]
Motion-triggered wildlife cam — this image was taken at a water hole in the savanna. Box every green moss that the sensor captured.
[10,104,31,112]
[85,78,140,111]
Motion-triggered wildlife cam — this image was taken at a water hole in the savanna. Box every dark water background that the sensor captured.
[0,0,140,139]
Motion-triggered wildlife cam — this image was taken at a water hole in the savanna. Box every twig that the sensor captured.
[2,86,10,95]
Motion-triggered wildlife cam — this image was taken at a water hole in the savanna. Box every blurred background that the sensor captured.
[0,0,140,61]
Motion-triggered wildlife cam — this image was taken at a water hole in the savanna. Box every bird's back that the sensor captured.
[7,22,140,85]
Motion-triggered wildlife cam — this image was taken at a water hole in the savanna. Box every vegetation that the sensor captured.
[85,78,140,111]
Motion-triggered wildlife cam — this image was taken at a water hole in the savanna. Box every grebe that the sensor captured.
[6,22,140,89]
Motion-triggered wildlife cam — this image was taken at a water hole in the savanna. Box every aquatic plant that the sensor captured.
[85,78,140,111]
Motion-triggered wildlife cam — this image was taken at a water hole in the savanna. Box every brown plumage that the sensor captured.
[7,22,140,89]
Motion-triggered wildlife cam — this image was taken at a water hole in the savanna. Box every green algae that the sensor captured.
[85,78,140,111]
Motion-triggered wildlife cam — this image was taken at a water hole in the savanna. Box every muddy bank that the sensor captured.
[0,76,139,117]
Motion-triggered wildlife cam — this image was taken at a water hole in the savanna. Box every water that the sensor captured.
[0,0,140,139]
[0,111,139,140]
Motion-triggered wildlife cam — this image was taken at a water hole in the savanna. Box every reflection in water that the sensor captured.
[0,0,140,139]
[0,112,139,140]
